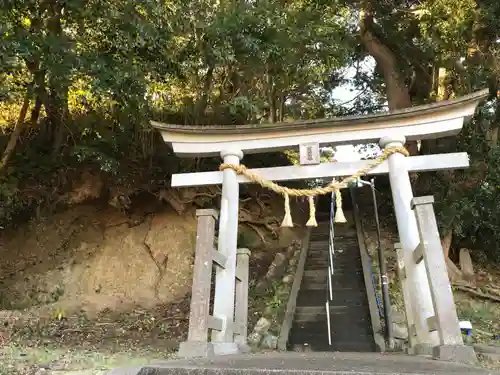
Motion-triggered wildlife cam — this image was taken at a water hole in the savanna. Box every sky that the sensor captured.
[326,60,371,162]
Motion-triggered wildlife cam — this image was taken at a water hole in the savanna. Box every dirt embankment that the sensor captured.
[0,203,197,317]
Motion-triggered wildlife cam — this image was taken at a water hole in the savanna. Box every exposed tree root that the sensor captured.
[158,187,281,242]
[453,284,500,303]
[158,186,221,214]
[141,216,169,299]
[239,208,280,237]
[243,222,268,245]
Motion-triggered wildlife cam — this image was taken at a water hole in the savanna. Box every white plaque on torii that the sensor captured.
[299,142,321,165]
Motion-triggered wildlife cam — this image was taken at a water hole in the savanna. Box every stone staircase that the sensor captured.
[288,211,376,352]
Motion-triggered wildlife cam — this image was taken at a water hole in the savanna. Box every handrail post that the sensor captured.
[234,248,251,348]
[179,209,250,358]
[411,196,476,364]
[179,209,219,358]
[395,242,417,352]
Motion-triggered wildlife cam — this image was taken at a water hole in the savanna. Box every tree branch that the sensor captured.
[359,4,412,110]
[0,83,33,171]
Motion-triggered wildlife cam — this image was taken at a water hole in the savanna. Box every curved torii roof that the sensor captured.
[151,89,489,157]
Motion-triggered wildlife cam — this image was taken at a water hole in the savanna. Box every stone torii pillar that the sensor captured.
[211,148,243,354]
[380,135,439,352]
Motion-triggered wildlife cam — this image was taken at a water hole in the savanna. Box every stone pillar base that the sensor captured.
[179,340,243,358]
[105,366,142,375]
[213,341,241,356]
[178,341,216,358]
[408,343,433,356]
[237,343,252,353]
[433,344,477,365]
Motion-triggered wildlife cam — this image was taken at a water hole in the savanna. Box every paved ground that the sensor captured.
[109,352,500,375]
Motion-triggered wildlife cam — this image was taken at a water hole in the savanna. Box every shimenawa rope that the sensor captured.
[220,146,409,227]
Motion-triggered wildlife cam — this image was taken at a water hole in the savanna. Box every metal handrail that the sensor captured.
[326,190,336,346]
[369,261,384,317]
[354,178,393,348]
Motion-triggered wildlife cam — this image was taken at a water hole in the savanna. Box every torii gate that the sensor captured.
[151,89,488,358]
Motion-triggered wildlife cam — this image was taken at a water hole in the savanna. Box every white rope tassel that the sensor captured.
[281,193,293,227]
[334,190,347,223]
[306,196,318,227]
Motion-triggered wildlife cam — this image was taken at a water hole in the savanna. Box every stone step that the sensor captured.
[301,274,366,287]
[307,247,361,255]
[133,351,490,375]
[294,308,372,324]
[290,328,374,341]
[294,304,367,315]
[297,290,368,307]
[311,226,357,232]
[305,259,362,267]
[304,267,363,274]
[283,209,378,356]
[307,246,361,253]
[306,252,361,259]
[310,235,358,241]
[291,334,376,345]
[312,221,355,228]
[307,269,366,278]
[304,267,364,274]
[303,269,364,281]
[311,232,358,239]
[306,253,361,261]
[288,334,376,352]
[289,321,374,336]
[295,302,370,310]
[306,252,362,261]
[300,280,366,290]
[309,236,358,243]
[292,320,374,334]
[300,278,364,290]
[304,263,362,270]
[310,231,358,237]
[305,259,362,268]
[308,241,329,248]
[293,315,372,325]
[305,260,363,269]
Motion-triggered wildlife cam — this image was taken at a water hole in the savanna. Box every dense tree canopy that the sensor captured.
[1,0,500,259]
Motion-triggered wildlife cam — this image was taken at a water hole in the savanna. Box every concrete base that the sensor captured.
[108,352,497,375]
[106,366,143,375]
[213,342,241,356]
[433,345,477,365]
[237,343,252,354]
[408,343,433,356]
[178,341,215,358]
[178,341,241,358]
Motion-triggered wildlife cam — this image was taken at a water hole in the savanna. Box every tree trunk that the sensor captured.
[29,69,46,126]
[43,0,70,155]
[486,99,500,148]
[52,85,69,154]
[0,84,33,170]
[441,229,453,259]
[278,93,286,122]
[267,73,277,123]
[359,8,411,111]
[195,64,215,124]
[30,96,42,126]
[359,4,418,154]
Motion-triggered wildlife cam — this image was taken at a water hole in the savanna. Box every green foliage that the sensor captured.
[1,0,500,266]
[443,147,500,261]
[430,100,500,261]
